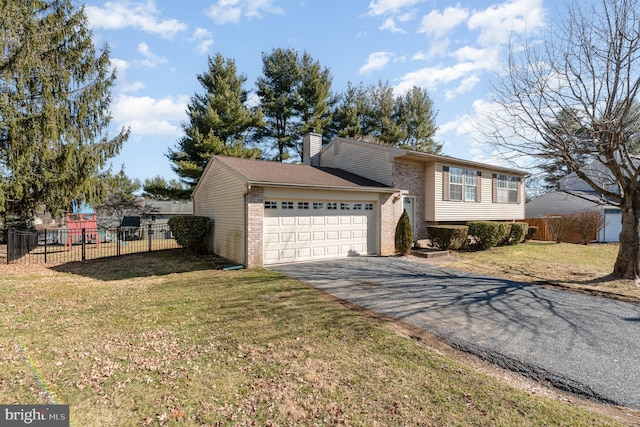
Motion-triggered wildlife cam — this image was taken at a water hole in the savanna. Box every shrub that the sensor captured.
[427,225,468,250]
[467,221,507,250]
[168,215,211,254]
[546,215,576,243]
[524,225,538,241]
[574,209,604,245]
[505,222,529,245]
[395,210,413,255]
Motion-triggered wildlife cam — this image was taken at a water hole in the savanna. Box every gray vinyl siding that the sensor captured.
[431,163,525,222]
[192,160,247,265]
[320,139,394,186]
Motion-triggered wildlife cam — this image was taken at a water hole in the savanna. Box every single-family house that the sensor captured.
[525,163,622,242]
[192,133,527,267]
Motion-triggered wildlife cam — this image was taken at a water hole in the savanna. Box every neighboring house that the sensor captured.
[192,133,527,267]
[525,164,621,242]
[97,199,192,229]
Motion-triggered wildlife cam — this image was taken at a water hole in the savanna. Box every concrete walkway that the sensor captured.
[271,256,640,409]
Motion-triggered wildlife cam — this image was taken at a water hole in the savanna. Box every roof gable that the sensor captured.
[213,156,392,190]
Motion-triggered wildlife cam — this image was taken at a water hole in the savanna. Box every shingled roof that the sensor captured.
[214,156,394,191]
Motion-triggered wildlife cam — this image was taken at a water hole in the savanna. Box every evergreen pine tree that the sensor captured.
[0,0,129,222]
[167,53,262,190]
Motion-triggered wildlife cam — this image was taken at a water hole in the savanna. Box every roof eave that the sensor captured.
[397,151,529,176]
[247,181,398,193]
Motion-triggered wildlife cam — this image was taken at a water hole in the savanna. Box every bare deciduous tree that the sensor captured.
[575,209,605,245]
[484,0,640,282]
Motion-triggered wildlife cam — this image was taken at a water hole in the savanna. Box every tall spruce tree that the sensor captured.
[329,82,440,153]
[255,48,333,161]
[396,86,441,154]
[0,0,128,223]
[168,53,262,191]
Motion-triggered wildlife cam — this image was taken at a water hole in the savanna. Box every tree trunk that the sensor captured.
[613,198,640,283]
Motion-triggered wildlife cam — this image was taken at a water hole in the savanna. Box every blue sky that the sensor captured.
[82,0,549,183]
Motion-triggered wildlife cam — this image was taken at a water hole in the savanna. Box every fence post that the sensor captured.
[82,228,86,262]
[44,230,48,264]
[117,227,121,257]
[148,224,152,252]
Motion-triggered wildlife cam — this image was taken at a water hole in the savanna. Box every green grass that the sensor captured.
[0,250,625,426]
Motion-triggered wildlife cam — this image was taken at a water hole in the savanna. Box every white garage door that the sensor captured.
[263,200,377,265]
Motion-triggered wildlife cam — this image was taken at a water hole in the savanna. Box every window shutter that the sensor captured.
[492,174,497,203]
[517,177,522,204]
[442,166,450,201]
[476,171,482,202]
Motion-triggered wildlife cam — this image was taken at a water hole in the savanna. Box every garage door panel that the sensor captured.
[297,217,311,226]
[264,233,279,243]
[263,199,377,265]
[281,232,295,243]
[297,232,311,241]
[281,217,295,226]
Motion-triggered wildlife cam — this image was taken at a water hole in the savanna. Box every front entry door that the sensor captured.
[402,196,416,237]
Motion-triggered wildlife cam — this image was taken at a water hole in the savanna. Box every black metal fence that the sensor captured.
[6,223,180,264]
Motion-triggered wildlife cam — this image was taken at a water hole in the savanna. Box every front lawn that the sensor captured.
[0,250,627,425]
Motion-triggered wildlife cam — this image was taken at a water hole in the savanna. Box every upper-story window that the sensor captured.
[494,174,520,204]
[444,166,480,202]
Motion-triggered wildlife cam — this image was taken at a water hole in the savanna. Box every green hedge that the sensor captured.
[427,225,468,250]
[505,222,529,245]
[168,215,211,254]
[467,221,510,250]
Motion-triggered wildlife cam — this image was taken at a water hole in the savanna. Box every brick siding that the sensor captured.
[246,187,264,268]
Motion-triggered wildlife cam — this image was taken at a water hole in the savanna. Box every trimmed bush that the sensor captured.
[524,225,538,241]
[505,222,529,245]
[168,215,211,254]
[546,215,577,243]
[427,225,468,250]
[395,210,413,255]
[467,221,508,250]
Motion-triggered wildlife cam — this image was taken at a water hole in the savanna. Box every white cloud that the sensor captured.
[412,51,428,61]
[109,58,145,94]
[359,52,394,75]
[206,0,284,25]
[468,0,545,46]
[368,0,424,16]
[190,28,214,55]
[445,75,480,100]
[380,17,404,33]
[85,0,187,38]
[418,6,469,38]
[112,94,188,139]
[394,61,480,93]
[135,42,168,68]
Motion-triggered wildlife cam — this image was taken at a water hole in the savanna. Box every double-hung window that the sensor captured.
[445,166,478,202]
[464,169,477,201]
[494,174,520,203]
[449,167,464,201]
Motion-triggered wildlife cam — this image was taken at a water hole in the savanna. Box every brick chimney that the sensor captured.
[302,131,322,166]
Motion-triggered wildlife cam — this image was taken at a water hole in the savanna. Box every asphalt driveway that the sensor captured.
[271,256,640,409]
